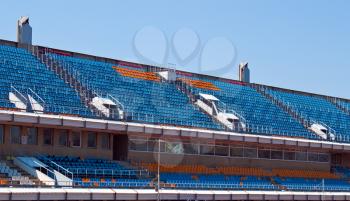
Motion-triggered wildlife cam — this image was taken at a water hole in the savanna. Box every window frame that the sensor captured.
[10,126,21,144]
[87,132,97,148]
[43,128,54,146]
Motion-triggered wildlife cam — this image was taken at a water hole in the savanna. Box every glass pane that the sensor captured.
[308,152,319,162]
[100,133,110,149]
[284,151,296,160]
[258,149,270,159]
[183,143,199,155]
[271,150,283,159]
[215,146,229,156]
[10,126,21,144]
[130,139,148,151]
[165,142,184,154]
[153,141,165,152]
[147,140,155,152]
[27,127,37,145]
[72,131,81,147]
[296,152,307,161]
[244,148,257,158]
[58,130,68,146]
[200,145,215,155]
[319,154,329,162]
[230,147,243,157]
[87,132,97,148]
[0,125,3,144]
[43,128,53,145]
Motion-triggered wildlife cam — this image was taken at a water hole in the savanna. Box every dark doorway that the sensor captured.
[113,134,129,161]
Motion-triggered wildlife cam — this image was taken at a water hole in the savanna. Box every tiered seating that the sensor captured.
[178,75,315,139]
[113,66,160,82]
[38,156,151,188]
[272,169,339,179]
[0,45,92,117]
[0,161,33,186]
[138,163,349,191]
[160,173,276,190]
[337,100,350,113]
[178,78,220,91]
[139,163,274,190]
[274,177,350,191]
[266,88,350,142]
[48,54,222,130]
[218,166,272,177]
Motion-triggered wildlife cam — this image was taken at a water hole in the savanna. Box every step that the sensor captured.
[3,160,38,181]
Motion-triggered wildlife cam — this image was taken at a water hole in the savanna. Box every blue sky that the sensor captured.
[1,0,349,99]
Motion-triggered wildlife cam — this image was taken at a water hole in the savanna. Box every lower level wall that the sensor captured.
[0,123,113,160]
[128,151,331,171]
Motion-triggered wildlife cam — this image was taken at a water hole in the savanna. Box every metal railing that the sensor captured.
[66,168,149,178]
[0,178,349,193]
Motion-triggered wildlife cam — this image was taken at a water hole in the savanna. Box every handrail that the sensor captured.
[10,85,28,105]
[107,94,125,110]
[49,160,74,180]
[33,160,57,181]
[37,154,73,180]
[27,88,46,111]
[66,167,148,177]
[28,88,45,104]
[308,119,336,136]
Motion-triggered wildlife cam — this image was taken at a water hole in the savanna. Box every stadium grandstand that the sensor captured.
[0,18,350,201]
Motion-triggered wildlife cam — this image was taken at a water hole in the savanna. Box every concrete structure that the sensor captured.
[17,17,32,45]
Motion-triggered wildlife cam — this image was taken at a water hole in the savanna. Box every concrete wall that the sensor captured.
[0,122,332,171]
[128,151,331,171]
[0,124,113,160]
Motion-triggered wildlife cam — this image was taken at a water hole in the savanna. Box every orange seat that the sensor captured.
[178,78,220,91]
[113,66,161,82]
[82,178,90,183]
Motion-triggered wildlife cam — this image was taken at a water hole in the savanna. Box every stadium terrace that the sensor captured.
[0,19,350,201]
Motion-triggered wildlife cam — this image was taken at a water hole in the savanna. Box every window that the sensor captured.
[296,152,307,161]
[87,132,97,148]
[308,152,319,162]
[43,128,54,145]
[71,131,81,147]
[0,125,4,144]
[10,126,21,144]
[147,139,155,152]
[27,127,37,145]
[200,145,215,155]
[271,150,283,159]
[319,154,329,162]
[215,146,229,156]
[58,129,68,146]
[284,151,296,160]
[183,143,199,155]
[258,149,271,159]
[153,140,165,153]
[165,142,184,154]
[230,147,243,157]
[129,139,148,151]
[100,133,110,150]
[244,148,257,158]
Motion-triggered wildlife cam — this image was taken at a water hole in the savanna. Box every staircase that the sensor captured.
[327,97,350,115]
[270,176,286,190]
[175,79,227,130]
[252,84,315,134]
[3,159,41,186]
[29,46,100,117]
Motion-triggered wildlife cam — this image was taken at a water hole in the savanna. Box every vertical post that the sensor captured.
[322,178,324,201]
[157,138,161,201]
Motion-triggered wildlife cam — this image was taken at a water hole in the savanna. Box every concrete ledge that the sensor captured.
[0,110,350,152]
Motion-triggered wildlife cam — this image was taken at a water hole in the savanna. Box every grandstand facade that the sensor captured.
[0,38,350,200]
